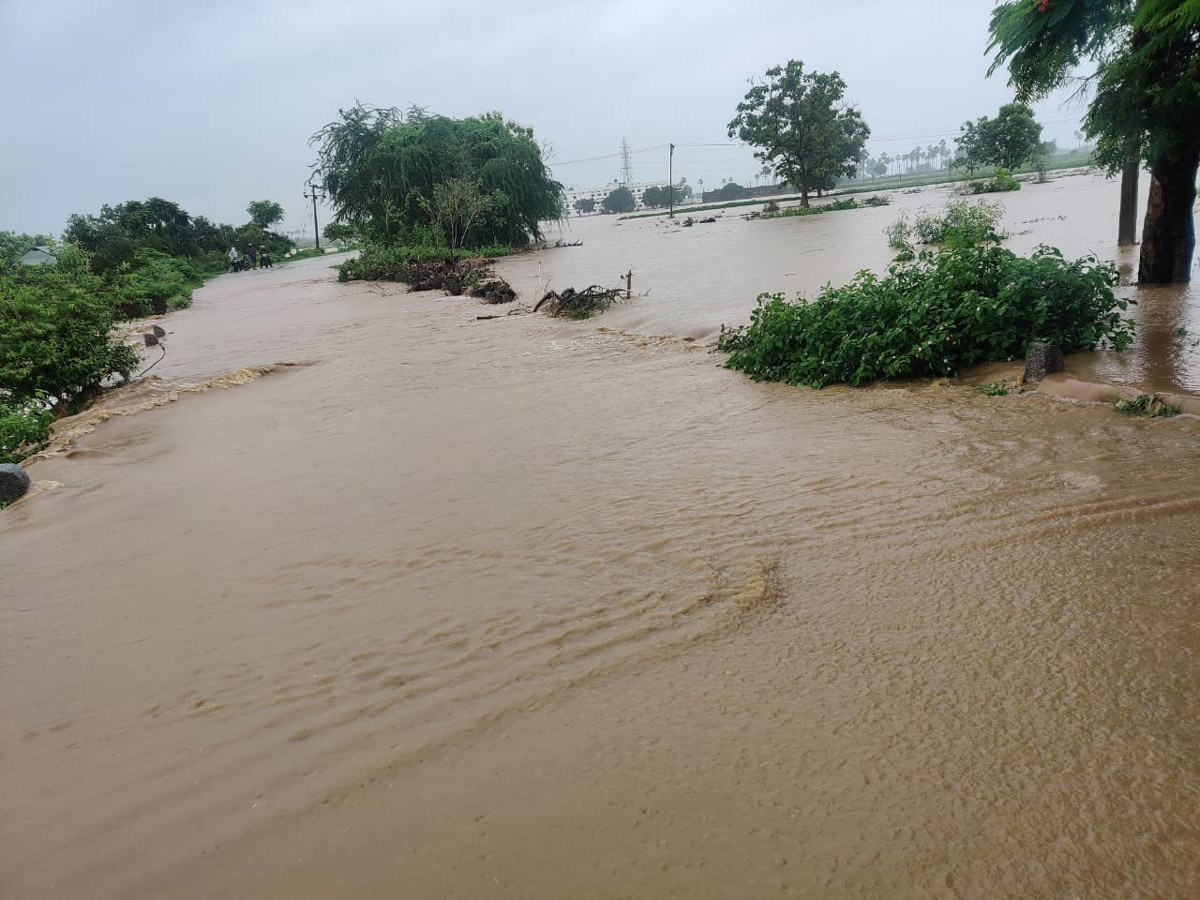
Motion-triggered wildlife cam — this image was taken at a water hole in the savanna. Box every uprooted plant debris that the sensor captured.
[533,285,624,319]
[393,258,515,303]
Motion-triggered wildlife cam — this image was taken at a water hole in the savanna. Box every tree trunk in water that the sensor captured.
[1118,155,1139,246]
[800,178,810,208]
[1138,150,1200,283]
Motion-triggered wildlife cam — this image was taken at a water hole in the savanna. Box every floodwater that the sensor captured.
[2,175,1199,899]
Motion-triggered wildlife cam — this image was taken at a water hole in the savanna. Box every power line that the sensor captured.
[551,114,1084,169]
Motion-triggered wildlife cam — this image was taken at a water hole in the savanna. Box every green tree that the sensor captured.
[602,187,636,214]
[311,103,562,248]
[418,177,494,249]
[727,60,870,207]
[641,185,665,208]
[63,197,241,276]
[988,0,1200,282]
[955,104,1043,172]
[573,197,597,214]
[0,244,139,407]
[323,222,359,244]
[246,200,284,230]
[986,103,1044,170]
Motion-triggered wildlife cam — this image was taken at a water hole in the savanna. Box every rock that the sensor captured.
[0,463,32,504]
[1024,342,1065,383]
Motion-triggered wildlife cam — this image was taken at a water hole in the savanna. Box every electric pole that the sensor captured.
[303,176,326,250]
[668,143,675,218]
[620,138,633,186]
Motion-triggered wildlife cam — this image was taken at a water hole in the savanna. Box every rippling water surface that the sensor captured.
[2,176,1198,898]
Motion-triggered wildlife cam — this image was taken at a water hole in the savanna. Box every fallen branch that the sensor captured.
[534,285,625,319]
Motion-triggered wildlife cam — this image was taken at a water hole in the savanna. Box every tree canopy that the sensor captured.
[988,0,1200,282]
[64,197,293,276]
[955,103,1044,172]
[727,60,869,207]
[310,104,562,248]
[246,200,284,229]
[641,183,689,209]
[602,187,635,214]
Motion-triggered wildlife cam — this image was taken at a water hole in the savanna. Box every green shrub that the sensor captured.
[827,198,859,211]
[0,245,140,406]
[965,168,1021,194]
[885,213,911,249]
[717,244,1131,388]
[115,248,206,316]
[338,243,513,282]
[912,199,1005,247]
[0,398,52,464]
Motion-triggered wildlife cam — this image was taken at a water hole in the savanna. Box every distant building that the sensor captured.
[564,181,672,214]
[18,246,57,266]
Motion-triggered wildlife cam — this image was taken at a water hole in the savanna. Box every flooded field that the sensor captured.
[2,176,1198,898]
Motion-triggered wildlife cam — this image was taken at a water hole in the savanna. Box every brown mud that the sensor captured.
[2,181,1199,898]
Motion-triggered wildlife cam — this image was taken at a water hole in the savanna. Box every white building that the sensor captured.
[563,181,672,214]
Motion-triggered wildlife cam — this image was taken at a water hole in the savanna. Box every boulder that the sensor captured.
[1024,342,1065,383]
[0,463,32,504]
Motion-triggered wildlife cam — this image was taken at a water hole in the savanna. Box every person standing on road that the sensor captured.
[228,246,239,271]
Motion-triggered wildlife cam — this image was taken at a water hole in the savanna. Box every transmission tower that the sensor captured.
[620,138,633,186]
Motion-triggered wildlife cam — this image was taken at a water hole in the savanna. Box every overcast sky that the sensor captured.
[0,0,1090,238]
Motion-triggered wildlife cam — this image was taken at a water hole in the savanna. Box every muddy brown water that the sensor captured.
[2,176,1199,898]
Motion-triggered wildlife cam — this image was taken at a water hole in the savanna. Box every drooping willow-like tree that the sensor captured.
[311,104,562,249]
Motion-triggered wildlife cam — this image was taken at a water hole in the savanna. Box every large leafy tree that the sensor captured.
[246,200,284,230]
[602,187,635,214]
[956,103,1044,171]
[728,61,870,208]
[988,0,1200,283]
[311,104,562,248]
[641,183,688,209]
[63,197,243,275]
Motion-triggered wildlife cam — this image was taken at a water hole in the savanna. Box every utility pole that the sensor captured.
[303,175,326,250]
[668,143,675,218]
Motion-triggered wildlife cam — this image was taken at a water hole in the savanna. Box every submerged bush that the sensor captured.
[885,213,911,249]
[964,168,1021,194]
[717,244,1131,388]
[0,398,52,464]
[912,199,1005,247]
[338,243,512,282]
[1113,394,1178,417]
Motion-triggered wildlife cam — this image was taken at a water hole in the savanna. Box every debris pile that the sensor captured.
[393,258,515,303]
[533,286,624,320]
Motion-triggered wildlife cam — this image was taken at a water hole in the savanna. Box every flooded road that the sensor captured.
[2,177,1199,898]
